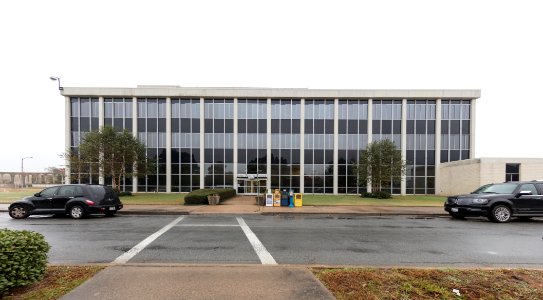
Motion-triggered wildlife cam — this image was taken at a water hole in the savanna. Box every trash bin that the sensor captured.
[294,193,302,207]
[281,189,289,206]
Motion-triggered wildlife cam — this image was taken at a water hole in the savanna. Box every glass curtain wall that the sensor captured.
[104,98,133,191]
[70,97,99,184]
[204,99,234,188]
[137,98,167,192]
[237,99,267,193]
[304,99,334,194]
[406,100,436,194]
[171,98,201,192]
[441,100,471,162]
[372,100,402,194]
[338,100,368,194]
[271,99,301,192]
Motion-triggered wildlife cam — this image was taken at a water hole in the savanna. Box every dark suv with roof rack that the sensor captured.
[8,184,123,219]
[444,181,543,222]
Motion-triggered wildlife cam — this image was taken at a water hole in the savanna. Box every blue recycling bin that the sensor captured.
[280,189,289,206]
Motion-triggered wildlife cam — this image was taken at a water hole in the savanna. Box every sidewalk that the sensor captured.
[0,203,447,216]
[61,265,334,300]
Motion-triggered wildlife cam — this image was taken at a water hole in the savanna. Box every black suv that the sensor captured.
[444,181,543,222]
[8,184,123,219]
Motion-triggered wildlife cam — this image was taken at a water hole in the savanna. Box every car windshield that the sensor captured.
[472,183,517,194]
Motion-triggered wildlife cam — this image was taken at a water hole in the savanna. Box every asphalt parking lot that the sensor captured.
[1,213,542,267]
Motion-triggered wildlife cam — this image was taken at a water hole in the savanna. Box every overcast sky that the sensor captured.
[1,0,541,172]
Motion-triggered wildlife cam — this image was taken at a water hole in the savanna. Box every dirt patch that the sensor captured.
[3,265,104,300]
[313,268,543,300]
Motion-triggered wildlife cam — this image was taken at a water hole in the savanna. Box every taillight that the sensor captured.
[85,200,95,206]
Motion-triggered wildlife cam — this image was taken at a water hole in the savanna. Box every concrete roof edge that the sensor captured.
[60,87,481,99]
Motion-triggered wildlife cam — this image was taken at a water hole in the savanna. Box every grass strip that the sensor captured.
[313,268,543,300]
[3,265,104,300]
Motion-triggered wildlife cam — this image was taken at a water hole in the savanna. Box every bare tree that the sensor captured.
[355,139,406,193]
[67,126,154,190]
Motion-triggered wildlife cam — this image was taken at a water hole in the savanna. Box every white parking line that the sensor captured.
[177,224,240,227]
[112,216,185,264]
[237,217,277,265]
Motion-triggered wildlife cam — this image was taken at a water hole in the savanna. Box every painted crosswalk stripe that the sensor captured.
[237,217,277,265]
[112,216,185,264]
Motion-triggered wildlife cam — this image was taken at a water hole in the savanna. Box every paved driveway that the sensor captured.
[1,213,542,267]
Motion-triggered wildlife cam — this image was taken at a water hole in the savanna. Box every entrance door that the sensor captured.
[237,179,267,195]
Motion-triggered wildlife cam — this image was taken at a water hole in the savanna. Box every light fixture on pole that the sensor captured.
[49,76,63,90]
[21,156,33,188]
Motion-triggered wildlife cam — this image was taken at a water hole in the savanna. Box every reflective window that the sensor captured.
[441,100,471,163]
[270,99,301,192]
[304,99,334,194]
[338,99,368,194]
[406,100,435,194]
[204,98,235,188]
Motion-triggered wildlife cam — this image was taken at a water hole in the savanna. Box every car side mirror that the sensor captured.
[516,191,532,197]
[34,193,40,197]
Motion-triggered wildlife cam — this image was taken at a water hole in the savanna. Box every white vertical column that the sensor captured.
[132,97,138,193]
[470,99,476,159]
[366,99,373,193]
[65,96,71,184]
[200,98,205,189]
[233,98,238,190]
[300,98,305,193]
[435,99,442,195]
[266,98,272,191]
[166,97,172,193]
[98,97,104,185]
[401,99,407,195]
[333,98,339,194]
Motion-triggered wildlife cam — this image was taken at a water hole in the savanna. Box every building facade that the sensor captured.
[63,86,480,195]
[439,158,543,195]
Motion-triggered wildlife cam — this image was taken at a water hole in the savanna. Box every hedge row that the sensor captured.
[0,229,50,295]
[361,191,392,199]
[184,188,237,205]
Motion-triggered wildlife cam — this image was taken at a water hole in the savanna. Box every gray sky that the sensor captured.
[1,0,542,172]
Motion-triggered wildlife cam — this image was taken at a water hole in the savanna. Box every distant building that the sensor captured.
[61,86,480,195]
[439,158,543,195]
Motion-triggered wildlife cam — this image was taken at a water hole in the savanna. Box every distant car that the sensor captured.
[444,181,543,223]
[9,184,123,219]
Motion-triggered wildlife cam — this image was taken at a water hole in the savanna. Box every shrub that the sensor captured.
[374,191,392,199]
[184,188,236,205]
[0,229,50,295]
[360,191,373,198]
[117,191,133,197]
[360,191,392,199]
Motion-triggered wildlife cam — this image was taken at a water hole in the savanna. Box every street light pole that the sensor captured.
[21,156,33,188]
[49,76,63,90]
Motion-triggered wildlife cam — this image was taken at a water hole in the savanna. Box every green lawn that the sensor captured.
[0,189,444,206]
[0,188,41,203]
[302,194,445,206]
[119,193,185,205]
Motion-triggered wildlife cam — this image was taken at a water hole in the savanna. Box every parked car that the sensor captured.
[444,181,543,223]
[8,184,123,219]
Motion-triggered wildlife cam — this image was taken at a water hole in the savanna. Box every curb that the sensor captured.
[1,208,447,217]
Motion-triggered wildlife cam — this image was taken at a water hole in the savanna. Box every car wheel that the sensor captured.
[489,205,512,223]
[449,212,466,220]
[69,205,86,219]
[9,204,30,219]
[104,211,117,217]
